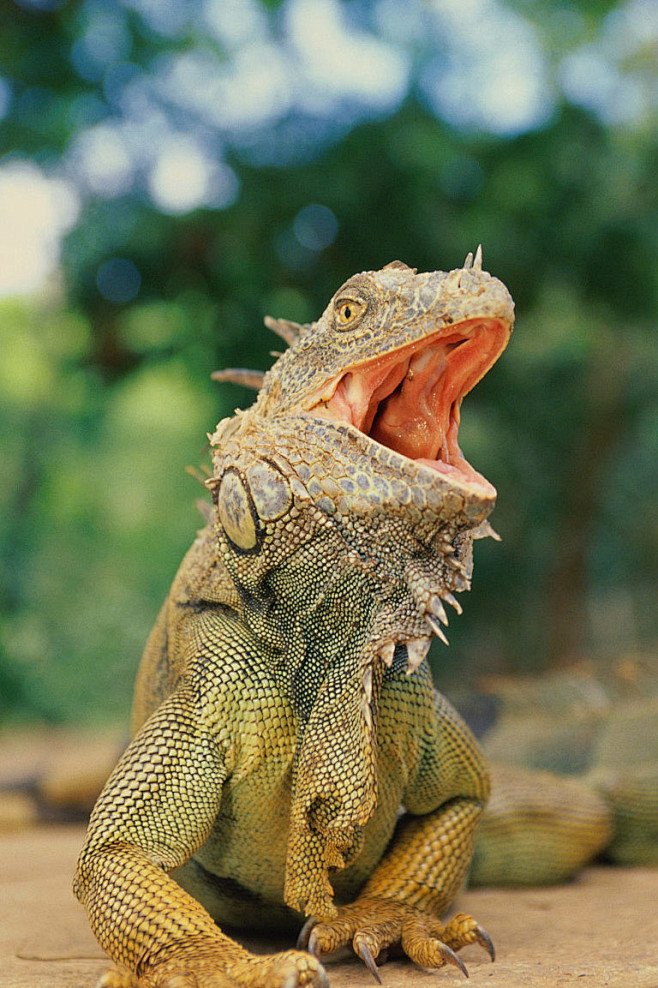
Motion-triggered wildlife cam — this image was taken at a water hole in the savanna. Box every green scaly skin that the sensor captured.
[470,669,658,886]
[76,253,528,987]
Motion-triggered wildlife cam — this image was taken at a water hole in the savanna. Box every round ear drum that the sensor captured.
[216,468,261,553]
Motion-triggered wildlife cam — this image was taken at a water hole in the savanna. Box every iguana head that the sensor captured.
[208,251,513,917]
[210,249,513,622]
[257,249,512,509]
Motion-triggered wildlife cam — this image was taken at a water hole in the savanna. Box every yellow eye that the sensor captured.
[336,298,365,328]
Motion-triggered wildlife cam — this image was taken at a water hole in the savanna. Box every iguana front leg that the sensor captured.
[74,688,327,988]
[304,688,493,980]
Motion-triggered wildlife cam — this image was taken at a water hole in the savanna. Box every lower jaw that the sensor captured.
[417,457,497,501]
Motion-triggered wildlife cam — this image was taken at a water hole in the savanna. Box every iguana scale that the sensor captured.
[75,251,570,987]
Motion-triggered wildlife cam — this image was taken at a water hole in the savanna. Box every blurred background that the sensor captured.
[0,0,656,729]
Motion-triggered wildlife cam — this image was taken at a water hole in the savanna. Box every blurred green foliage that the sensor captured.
[0,0,656,725]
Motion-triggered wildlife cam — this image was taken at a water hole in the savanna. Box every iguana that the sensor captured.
[73,251,601,988]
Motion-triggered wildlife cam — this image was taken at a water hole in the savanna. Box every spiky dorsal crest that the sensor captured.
[264,315,313,346]
[211,368,265,390]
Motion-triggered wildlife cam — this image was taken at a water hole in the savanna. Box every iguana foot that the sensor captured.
[299,896,493,981]
[227,948,329,988]
[99,948,329,988]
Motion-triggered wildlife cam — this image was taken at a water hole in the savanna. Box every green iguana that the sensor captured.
[74,252,612,988]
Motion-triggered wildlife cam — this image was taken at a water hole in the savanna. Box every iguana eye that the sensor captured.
[335,298,365,329]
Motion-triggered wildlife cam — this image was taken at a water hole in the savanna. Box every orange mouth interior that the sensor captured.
[309,317,510,491]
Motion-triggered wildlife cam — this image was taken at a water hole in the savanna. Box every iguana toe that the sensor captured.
[400,929,468,976]
[439,911,496,960]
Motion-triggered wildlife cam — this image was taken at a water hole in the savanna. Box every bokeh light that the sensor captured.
[96,258,142,304]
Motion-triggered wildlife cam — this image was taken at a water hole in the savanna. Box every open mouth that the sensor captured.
[308,316,510,494]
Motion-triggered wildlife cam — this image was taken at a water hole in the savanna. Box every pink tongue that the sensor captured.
[370,344,449,459]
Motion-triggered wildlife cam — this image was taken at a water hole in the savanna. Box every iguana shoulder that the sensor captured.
[131,524,241,733]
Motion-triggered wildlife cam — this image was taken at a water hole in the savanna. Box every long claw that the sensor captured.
[438,942,469,978]
[354,940,382,984]
[474,924,495,962]
[316,965,330,988]
[297,916,318,950]
[307,929,320,958]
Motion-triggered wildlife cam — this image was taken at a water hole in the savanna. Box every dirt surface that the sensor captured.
[3,823,658,988]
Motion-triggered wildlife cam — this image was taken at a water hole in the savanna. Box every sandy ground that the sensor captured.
[2,823,658,988]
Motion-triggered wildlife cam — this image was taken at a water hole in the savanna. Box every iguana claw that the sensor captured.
[296,916,318,951]
[306,929,319,958]
[434,942,468,978]
[474,924,495,962]
[354,938,382,984]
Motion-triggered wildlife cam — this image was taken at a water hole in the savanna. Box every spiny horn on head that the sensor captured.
[463,245,484,271]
